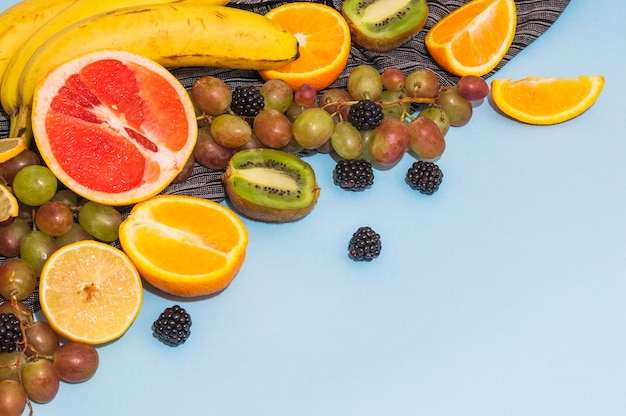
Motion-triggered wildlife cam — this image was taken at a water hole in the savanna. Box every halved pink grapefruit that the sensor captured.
[31,50,197,206]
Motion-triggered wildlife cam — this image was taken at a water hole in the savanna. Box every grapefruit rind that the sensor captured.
[31,49,198,206]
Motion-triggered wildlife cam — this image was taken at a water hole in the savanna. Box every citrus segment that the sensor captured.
[491,75,605,125]
[31,50,197,206]
[425,0,517,76]
[39,240,143,345]
[0,184,19,222]
[118,195,248,297]
[0,138,27,164]
[258,2,351,91]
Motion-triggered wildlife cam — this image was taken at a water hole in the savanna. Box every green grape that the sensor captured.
[0,352,25,382]
[56,222,94,247]
[436,86,473,126]
[12,165,58,207]
[347,64,383,101]
[418,106,451,136]
[51,188,79,208]
[330,121,363,160]
[19,230,59,276]
[77,201,122,242]
[209,113,252,148]
[292,107,335,149]
[260,78,293,112]
[380,89,410,118]
[0,258,37,301]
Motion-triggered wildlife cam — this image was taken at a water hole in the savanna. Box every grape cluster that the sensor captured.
[0,300,99,414]
[190,64,489,193]
[0,150,116,414]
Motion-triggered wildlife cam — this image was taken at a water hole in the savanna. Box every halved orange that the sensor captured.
[258,2,351,91]
[39,240,143,345]
[425,0,517,76]
[491,75,605,125]
[31,49,197,206]
[118,195,248,297]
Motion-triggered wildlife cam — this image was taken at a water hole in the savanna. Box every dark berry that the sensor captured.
[348,226,381,262]
[405,161,443,194]
[152,305,192,347]
[333,159,374,191]
[230,85,264,117]
[0,312,23,352]
[349,99,384,130]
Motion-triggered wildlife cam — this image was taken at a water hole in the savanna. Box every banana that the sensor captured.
[1,0,230,117]
[0,0,79,81]
[7,2,298,140]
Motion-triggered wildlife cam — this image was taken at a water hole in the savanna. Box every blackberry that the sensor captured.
[348,226,382,262]
[349,99,384,130]
[405,161,443,195]
[230,85,264,117]
[152,305,192,347]
[333,159,374,191]
[0,312,23,353]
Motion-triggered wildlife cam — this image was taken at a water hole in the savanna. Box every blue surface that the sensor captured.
[1,1,625,415]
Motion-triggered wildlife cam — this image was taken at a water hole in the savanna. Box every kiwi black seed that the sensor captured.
[341,0,429,52]
[222,148,320,223]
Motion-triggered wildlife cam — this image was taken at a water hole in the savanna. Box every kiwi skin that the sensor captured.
[223,149,321,223]
[342,0,429,52]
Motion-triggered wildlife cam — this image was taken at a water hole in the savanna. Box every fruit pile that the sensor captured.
[190,64,488,192]
[0,301,99,415]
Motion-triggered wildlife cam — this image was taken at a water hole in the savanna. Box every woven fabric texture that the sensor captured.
[0,0,570,311]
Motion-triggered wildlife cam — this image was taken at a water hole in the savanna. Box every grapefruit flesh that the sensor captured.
[32,50,197,206]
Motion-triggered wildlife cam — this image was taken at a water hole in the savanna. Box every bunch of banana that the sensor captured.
[0,0,78,81]
[0,0,299,141]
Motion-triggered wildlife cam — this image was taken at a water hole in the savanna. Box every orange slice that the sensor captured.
[491,75,605,125]
[39,240,143,345]
[31,49,197,206]
[258,2,351,91]
[118,195,248,297]
[425,0,517,76]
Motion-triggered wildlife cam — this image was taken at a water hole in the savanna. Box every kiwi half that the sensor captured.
[341,0,429,52]
[223,148,320,223]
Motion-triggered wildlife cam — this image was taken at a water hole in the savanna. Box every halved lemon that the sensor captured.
[39,240,143,345]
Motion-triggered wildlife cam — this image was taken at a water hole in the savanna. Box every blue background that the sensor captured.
[1,0,624,415]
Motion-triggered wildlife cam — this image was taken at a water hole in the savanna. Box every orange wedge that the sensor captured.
[425,0,517,76]
[118,195,248,297]
[258,2,351,91]
[39,240,143,345]
[491,75,605,125]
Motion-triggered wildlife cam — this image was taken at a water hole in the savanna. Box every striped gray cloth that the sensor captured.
[0,0,570,311]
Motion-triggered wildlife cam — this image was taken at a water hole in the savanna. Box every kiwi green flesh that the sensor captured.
[225,149,318,212]
[342,0,428,51]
